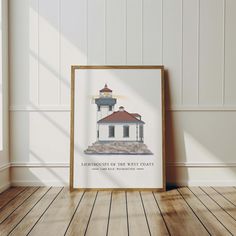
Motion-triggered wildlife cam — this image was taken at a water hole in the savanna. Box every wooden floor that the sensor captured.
[1,188,236,235]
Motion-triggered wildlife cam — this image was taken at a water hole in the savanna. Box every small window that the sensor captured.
[109,106,112,111]
[109,126,115,137]
[97,130,99,138]
[123,126,129,137]
[98,105,101,111]
[139,125,143,139]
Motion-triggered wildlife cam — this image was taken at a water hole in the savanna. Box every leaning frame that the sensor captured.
[70,65,165,191]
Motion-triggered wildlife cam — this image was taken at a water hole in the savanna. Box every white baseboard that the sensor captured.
[0,182,11,193]
[6,162,236,187]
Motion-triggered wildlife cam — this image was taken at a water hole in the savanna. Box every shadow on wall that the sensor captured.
[10,1,236,187]
[164,70,188,186]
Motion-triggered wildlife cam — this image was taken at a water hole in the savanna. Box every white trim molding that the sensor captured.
[0,163,10,172]
[168,105,236,111]
[10,162,70,168]
[167,162,236,167]
[8,161,236,168]
[8,162,236,187]
[9,105,70,112]
[9,105,236,112]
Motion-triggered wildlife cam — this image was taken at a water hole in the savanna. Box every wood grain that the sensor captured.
[201,187,236,221]
[86,191,111,236]
[179,187,230,235]
[154,189,209,236]
[0,187,50,236]
[72,65,164,69]
[107,191,128,236]
[190,187,236,234]
[0,187,39,224]
[126,191,150,236]
[28,188,84,236]
[213,187,236,205]
[65,191,97,235]
[0,187,26,210]
[141,191,169,235]
[9,187,63,236]
[1,187,236,235]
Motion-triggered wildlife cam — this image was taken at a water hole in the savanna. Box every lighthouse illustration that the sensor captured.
[84,84,152,155]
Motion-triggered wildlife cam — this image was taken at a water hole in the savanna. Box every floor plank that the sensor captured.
[190,187,236,234]
[141,191,169,236]
[28,188,84,236]
[201,187,236,220]
[9,187,62,236]
[0,187,26,210]
[214,187,236,205]
[107,191,128,236]
[179,187,231,235]
[126,191,150,236]
[1,187,236,235]
[154,189,209,236]
[0,187,39,224]
[65,191,97,235]
[0,187,50,236]
[86,191,111,236]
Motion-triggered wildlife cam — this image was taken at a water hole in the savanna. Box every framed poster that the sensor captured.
[70,66,165,191]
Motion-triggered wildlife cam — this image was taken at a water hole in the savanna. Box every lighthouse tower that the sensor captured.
[95,84,117,121]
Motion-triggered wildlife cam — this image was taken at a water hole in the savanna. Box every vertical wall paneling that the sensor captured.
[182,0,198,105]
[29,0,39,106]
[87,0,105,65]
[225,0,236,105]
[38,0,60,105]
[197,0,200,104]
[9,0,236,186]
[1,0,10,191]
[106,0,126,65]
[0,0,9,162]
[199,0,224,105]
[163,0,182,106]
[222,0,225,105]
[181,0,183,104]
[60,0,87,105]
[143,0,162,65]
[126,0,142,64]
[0,0,2,150]
[10,0,30,106]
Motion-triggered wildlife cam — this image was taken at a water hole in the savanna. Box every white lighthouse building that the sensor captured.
[84,84,152,154]
[95,84,117,121]
[95,84,145,142]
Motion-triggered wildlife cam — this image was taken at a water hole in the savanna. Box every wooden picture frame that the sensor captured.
[70,66,165,191]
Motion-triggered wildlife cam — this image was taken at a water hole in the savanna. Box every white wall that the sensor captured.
[0,0,10,192]
[98,106,113,121]
[9,0,236,186]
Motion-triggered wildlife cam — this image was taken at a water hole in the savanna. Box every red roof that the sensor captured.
[100,84,112,92]
[98,110,144,124]
[131,113,141,118]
